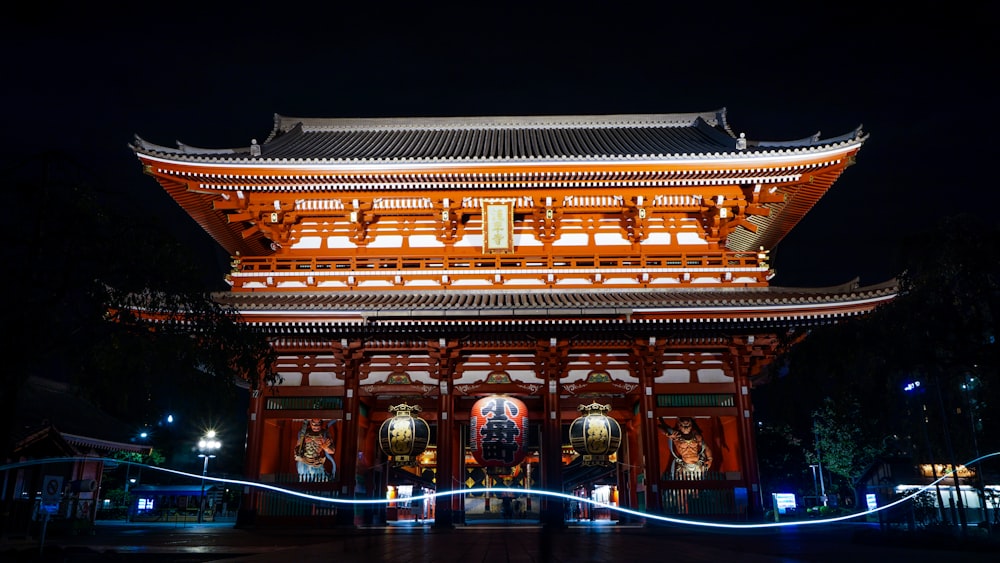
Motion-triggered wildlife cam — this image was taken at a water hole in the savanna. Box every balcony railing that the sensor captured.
[657,394,736,408]
[230,250,767,290]
[661,487,747,517]
[264,397,344,411]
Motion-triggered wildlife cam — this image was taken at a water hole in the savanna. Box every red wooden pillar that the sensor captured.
[245,387,265,480]
[637,340,663,513]
[625,416,643,511]
[336,376,360,525]
[434,379,455,528]
[734,372,762,517]
[240,386,266,522]
[540,377,564,527]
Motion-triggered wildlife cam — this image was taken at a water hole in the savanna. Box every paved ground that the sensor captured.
[2,519,998,562]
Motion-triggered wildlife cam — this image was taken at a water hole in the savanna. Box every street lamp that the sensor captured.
[904,379,947,522]
[197,430,221,524]
[809,464,819,507]
[812,422,828,507]
[961,372,988,528]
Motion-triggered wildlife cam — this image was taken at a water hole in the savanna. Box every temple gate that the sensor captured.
[132,110,894,526]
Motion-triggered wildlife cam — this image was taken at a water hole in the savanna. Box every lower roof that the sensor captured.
[213,278,897,327]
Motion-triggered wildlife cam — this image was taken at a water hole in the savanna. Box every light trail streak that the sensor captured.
[4,451,995,530]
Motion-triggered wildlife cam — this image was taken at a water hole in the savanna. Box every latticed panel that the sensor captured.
[661,488,744,516]
[656,394,735,408]
[255,490,338,517]
[265,396,344,410]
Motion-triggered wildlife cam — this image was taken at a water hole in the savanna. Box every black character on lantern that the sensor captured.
[478,398,521,464]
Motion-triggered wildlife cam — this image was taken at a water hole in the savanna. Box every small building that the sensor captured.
[5,424,151,535]
[2,376,152,536]
[129,484,222,522]
[857,456,999,527]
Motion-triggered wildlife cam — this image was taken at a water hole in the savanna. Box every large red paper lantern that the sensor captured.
[469,395,527,468]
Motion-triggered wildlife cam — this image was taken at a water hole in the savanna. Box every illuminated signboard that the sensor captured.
[773,493,796,514]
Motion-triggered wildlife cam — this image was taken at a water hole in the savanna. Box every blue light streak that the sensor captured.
[5,451,996,530]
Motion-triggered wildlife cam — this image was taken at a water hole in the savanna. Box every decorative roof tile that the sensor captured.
[132,109,866,164]
[214,279,896,323]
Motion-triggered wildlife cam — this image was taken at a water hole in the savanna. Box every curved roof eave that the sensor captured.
[131,136,865,172]
[211,280,897,324]
[131,135,244,156]
[130,111,865,169]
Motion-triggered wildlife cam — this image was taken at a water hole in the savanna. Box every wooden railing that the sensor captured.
[236,250,761,273]
[657,394,736,408]
[229,250,767,290]
[260,473,336,484]
[251,489,339,518]
[661,487,747,517]
[264,397,344,410]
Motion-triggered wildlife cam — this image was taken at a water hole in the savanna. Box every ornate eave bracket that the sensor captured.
[620,197,649,244]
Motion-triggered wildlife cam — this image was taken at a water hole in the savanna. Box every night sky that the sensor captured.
[4,3,994,288]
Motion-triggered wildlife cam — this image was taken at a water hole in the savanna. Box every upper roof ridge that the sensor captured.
[756,125,866,148]
[131,135,243,156]
[132,111,866,162]
[272,109,730,134]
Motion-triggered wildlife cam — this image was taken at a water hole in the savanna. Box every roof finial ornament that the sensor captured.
[736,132,747,151]
[250,139,261,157]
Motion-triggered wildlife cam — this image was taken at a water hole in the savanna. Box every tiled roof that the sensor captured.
[62,433,151,455]
[132,109,865,164]
[14,376,143,445]
[213,279,897,323]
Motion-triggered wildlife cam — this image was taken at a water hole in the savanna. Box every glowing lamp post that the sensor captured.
[197,430,221,524]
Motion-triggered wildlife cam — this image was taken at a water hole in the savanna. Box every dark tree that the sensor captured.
[753,214,998,505]
[884,214,998,461]
[755,422,809,499]
[3,152,276,466]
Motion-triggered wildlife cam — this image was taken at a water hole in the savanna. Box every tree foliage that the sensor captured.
[753,213,999,500]
[755,422,807,496]
[880,214,999,461]
[3,152,276,463]
[808,397,882,497]
[113,448,166,467]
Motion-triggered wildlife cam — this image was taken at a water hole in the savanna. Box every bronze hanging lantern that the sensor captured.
[569,402,622,466]
[378,403,431,466]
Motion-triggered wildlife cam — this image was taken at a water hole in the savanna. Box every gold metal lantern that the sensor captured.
[568,402,622,466]
[378,403,431,466]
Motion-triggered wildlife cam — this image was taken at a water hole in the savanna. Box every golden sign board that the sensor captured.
[482,199,515,254]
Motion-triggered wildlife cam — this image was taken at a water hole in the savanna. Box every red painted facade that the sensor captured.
[132,111,893,525]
